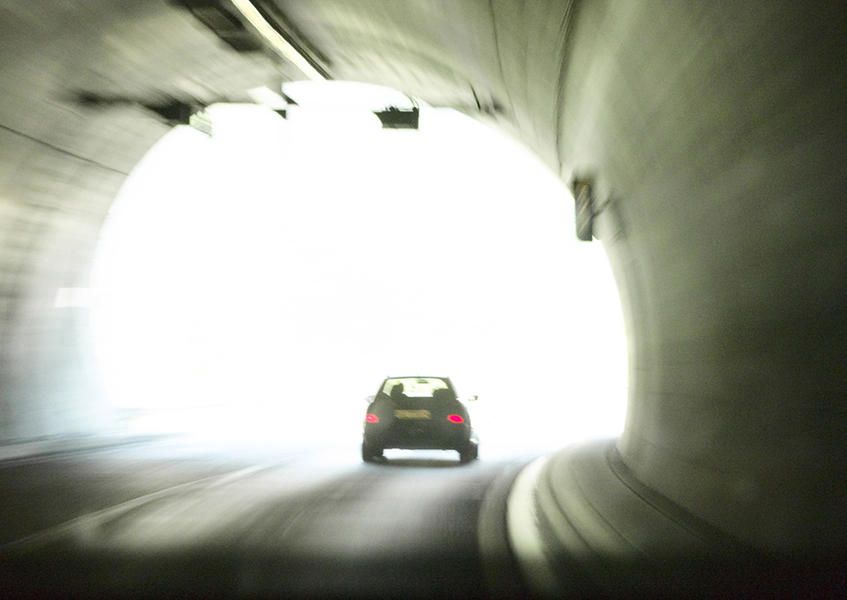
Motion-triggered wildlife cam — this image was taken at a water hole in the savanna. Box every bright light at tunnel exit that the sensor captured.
[90,82,627,454]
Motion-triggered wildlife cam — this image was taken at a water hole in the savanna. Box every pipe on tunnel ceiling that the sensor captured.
[229,0,328,81]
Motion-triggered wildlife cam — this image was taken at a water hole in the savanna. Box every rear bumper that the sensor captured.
[364,423,471,450]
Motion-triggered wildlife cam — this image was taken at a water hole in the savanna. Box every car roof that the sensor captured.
[385,375,450,379]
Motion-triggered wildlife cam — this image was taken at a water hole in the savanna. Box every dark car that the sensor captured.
[362,376,479,463]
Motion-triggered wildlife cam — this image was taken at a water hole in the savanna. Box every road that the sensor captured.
[0,439,534,598]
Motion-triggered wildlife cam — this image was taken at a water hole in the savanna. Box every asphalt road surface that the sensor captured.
[0,439,534,598]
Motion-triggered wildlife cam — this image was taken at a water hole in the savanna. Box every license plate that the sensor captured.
[394,409,431,420]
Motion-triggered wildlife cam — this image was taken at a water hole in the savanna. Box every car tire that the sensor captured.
[361,442,383,463]
[459,441,478,463]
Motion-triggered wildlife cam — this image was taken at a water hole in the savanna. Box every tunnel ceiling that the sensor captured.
[275,0,573,170]
[0,0,845,556]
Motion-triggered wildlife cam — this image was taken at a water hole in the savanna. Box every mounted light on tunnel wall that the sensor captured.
[571,176,596,241]
[374,107,420,130]
[71,91,213,133]
[280,81,418,129]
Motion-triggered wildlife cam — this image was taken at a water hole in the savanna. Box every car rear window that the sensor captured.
[381,377,449,398]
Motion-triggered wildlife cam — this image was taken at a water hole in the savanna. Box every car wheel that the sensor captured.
[459,441,478,463]
[361,442,383,463]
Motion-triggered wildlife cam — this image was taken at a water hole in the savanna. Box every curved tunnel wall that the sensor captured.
[559,2,847,552]
[0,0,844,555]
[0,0,282,439]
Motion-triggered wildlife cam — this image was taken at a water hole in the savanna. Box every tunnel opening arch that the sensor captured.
[86,82,629,452]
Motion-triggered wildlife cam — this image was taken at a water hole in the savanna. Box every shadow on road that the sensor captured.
[373,457,467,468]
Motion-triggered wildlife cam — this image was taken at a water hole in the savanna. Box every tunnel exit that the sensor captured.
[88,82,627,455]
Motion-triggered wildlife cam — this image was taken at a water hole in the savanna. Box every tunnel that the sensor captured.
[0,1,845,597]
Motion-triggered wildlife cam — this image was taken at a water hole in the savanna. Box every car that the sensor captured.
[362,376,479,463]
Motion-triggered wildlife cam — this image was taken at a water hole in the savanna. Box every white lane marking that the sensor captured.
[207,464,268,488]
[506,455,562,598]
[1,463,276,553]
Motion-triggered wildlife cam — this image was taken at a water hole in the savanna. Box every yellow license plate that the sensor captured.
[394,409,431,420]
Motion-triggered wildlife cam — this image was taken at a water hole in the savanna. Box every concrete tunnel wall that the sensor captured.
[560,2,847,553]
[0,0,285,439]
[0,0,844,556]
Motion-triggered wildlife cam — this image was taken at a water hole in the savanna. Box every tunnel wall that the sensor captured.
[0,114,154,439]
[0,0,282,441]
[557,1,847,551]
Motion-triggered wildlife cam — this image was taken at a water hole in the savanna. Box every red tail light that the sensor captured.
[447,414,464,424]
[365,413,380,424]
